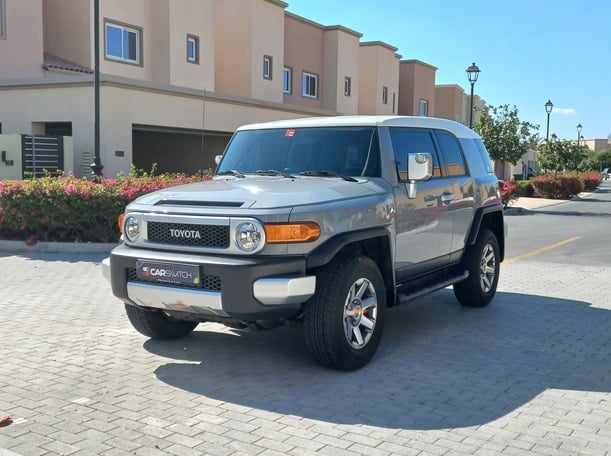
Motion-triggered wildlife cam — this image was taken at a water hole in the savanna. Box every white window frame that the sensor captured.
[302,71,318,98]
[283,67,292,94]
[187,34,199,64]
[0,0,5,39]
[419,99,429,116]
[263,55,273,80]
[105,21,141,65]
[344,76,352,96]
[382,86,388,104]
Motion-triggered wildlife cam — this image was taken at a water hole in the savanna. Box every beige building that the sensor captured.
[0,0,485,179]
[435,84,484,127]
[582,138,611,152]
[398,60,437,117]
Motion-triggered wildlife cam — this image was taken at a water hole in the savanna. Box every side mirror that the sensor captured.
[214,155,222,166]
[407,153,433,199]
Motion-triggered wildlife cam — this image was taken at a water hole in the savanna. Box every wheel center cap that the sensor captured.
[348,299,363,326]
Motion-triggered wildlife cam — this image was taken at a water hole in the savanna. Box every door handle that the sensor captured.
[441,192,455,204]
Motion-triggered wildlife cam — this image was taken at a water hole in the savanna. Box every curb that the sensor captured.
[0,240,117,254]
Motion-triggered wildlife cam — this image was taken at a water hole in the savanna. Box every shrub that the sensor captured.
[501,181,518,208]
[0,172,211,244]
[530,175,582,199]
[579,172,602,192]
[515,180,534,197]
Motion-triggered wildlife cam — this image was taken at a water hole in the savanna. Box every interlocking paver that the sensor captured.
[0,252,610,456]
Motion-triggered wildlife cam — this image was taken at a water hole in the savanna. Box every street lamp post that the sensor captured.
[466,62,480,129]
[90,0,103,178]
[544,99,553,141]
[577,123,583,147]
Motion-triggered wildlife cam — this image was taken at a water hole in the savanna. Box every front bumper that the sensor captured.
[103,244,316,320]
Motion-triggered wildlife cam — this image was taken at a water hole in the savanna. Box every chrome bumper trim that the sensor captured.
[253,276,316,305]
[102,257,111,283]
[126,282,228,317]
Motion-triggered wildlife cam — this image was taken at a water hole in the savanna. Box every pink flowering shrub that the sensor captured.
[0,171,211,243]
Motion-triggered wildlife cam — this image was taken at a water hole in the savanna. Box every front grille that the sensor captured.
[127,268,222,291]
[147,222,230,248]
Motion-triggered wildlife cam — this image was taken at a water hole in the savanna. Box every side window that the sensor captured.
[436,131,467,176]
[389,128,441,181]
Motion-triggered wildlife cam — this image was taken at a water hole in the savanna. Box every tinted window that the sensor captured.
[389,128,441,180]
[218,127,380,177]
[436,131,466,176]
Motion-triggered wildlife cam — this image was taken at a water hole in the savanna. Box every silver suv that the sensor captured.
[103,116,505,370]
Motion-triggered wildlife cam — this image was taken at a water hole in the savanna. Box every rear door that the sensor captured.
[434,130,474,256]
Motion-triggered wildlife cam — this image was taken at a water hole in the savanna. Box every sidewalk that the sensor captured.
[509,191,593,211]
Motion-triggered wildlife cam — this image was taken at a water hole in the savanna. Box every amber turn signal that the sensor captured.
[117,213,125,232]
[264,222,320,243]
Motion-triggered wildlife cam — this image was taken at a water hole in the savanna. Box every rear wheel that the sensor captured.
[304,254,386,370]
[124,304,198,339]
[454,228,500,307]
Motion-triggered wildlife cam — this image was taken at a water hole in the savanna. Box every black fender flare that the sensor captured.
[466,203,505,260]
[306,227,391,270]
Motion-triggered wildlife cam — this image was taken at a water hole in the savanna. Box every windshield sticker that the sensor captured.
[285,129,296,137]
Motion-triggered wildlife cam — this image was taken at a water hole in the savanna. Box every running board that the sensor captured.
[396,270,469,304]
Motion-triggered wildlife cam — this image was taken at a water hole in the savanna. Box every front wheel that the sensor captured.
[124,304,198,339]
[454,228,500,307]
[304,254,386,370]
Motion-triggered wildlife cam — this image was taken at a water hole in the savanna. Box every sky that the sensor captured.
[286,0,610,144]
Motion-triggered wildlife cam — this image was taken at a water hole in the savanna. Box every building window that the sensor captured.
[187,34,199,64]
[382,86,388,104]
[263,55,273,80]
[283,67,292,93]
[105,21,141,65]
[344,77,352,96]
[0,0,5,39]
[302,72,318,98]
[419,99,429,116]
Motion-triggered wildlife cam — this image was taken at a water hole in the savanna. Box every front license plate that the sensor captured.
[136,260,200,286]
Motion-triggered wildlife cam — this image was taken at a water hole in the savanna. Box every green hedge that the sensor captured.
[514,173,602,200]
[0,173,210,244]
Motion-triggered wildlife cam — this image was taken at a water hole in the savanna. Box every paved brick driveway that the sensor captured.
[0,252,609,455]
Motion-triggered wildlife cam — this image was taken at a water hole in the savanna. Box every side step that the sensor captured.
[396,270,469,304]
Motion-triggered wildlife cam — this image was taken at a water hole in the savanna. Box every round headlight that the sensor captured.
[235,222,262,252]
[124,216,140,242]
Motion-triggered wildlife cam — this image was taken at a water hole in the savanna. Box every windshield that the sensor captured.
[216,127,380,177]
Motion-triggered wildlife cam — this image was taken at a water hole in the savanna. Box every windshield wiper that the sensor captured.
[254,169,295,178]
[298,170,358,182]
[217,169,245,178]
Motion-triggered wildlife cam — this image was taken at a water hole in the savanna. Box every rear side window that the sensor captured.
[473,139,494,174]
[436,131,467,176]
[389,128,441,180]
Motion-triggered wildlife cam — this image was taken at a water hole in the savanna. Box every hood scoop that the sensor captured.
[155,199,244,208]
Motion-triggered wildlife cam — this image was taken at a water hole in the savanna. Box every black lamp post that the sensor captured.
[544,99,553,141]
[90,0,104,178]
[577,123,583,147]
[466,62,480,129]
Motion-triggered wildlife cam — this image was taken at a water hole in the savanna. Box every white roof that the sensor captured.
[236,115,480,139]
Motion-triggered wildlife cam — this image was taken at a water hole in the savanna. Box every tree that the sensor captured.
[537,135,596,175]
[473,104,539,165]
[596,149,611,169]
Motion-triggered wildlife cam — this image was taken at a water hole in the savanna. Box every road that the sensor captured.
[0,182,610,455]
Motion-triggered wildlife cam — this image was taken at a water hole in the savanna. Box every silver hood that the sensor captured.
[127,176,387,211]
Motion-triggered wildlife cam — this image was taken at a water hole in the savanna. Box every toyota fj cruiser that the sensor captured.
[103,115,505,370]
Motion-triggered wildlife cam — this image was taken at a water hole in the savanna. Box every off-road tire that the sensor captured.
[124,304,198,339]
[304,254,386,370]
[454,228,500,307]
